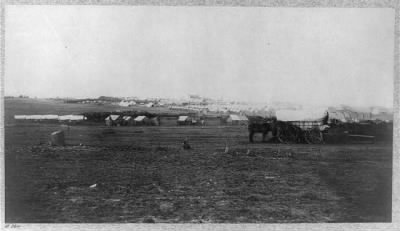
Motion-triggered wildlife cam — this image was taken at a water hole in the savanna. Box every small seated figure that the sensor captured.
[183,140,191,150]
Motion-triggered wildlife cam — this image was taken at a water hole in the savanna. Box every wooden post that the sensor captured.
[50,130,65,146]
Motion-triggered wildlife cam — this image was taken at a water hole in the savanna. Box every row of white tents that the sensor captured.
[14,115,86,121]
[118,101,136,107]
[13,106,392,126]
[169,105,207,112]
[118,101,155,108]
[105,114,159,126]
[168,102,393,123]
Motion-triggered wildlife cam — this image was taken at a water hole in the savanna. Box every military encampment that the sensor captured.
[5,97,393,223]
[4,5,395,225]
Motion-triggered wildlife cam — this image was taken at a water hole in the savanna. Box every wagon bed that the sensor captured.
[276,120,326,144]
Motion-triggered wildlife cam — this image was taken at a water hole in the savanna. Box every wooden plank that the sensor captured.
[348,134,375,138]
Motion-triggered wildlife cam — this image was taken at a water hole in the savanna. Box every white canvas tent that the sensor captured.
[134,115,147,122]
[177,115,192,125]
[15,114,85,122]
[22,115,59,120]
[123,115,132,121]
[275,109,328,122]
[119,101,130,107]
[58,115,86,121]
[26,115,40,120]
[42,115,59,120]
[105,114,121,126]
[134,115,149,125]
[226,114,248,125]
[328,108,374,123]
[178,116,189,122]
[327,111,347,122]
[14,115,27,120]
[119,101,136,107]
[106,115,120,121]
[121,116,134,125]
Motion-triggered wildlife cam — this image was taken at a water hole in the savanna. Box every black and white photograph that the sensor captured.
[1,1,398,229]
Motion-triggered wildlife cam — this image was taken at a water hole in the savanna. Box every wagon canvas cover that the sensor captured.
[276,108,328,122]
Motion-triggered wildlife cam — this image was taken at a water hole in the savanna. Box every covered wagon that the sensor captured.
[274,108,329,144]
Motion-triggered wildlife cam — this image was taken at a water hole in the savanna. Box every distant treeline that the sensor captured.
[98,96,122,102]
[64,96,122,103]
[64,98,96,103]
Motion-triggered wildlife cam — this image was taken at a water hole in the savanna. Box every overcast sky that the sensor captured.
[5,6,394,108]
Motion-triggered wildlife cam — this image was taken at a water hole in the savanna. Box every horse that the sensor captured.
[248,117,304,143]
[248,117,276,143]
[273,121,304,143]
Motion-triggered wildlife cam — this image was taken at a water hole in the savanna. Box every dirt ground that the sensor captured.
[5,123,392,223]
[4,98,393,223]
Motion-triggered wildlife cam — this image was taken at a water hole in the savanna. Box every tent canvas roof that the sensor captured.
[134,115,147,121]
[239,115,248,121]
[59,115,85,121]
[42,115,59,119]
[105,115,120,121]
[14,115,26,119]
[229,115,248,121]
[23,115,59,120]
[328,111,347,122]
[371,112,393,121]
[178,116,189,121]
[276,109,327,122]
[26,115,41,120]
[123,116,132,120]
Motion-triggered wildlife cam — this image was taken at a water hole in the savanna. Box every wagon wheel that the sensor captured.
[276,127,288,143]
[285,128,298,144]
[305,128,323,144]
[304,130,313,144]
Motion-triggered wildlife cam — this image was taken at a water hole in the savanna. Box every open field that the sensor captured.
[4,99,393,223]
